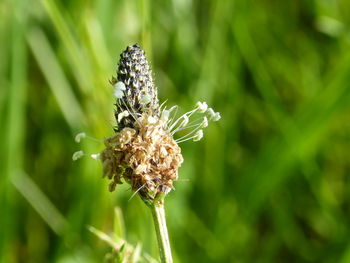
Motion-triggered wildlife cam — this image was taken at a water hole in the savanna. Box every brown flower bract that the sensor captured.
[101,112,183,201]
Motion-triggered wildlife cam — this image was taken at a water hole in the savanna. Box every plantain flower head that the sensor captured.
[100,44,220,205]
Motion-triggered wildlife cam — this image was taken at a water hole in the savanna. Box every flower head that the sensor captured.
[100,44,221,205]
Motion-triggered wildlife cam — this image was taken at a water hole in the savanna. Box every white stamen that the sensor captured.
[140,94,152,104]
[207,108,215,119]
[193,130,204,142]
[169,113,191,131]
[113,81,126,99]
[176,127,204,143]
[120,94,140,124]
[90,153,101,160]
[168,105,178,113]
[200,117,208,128]
[117,110,130,123]
[166,105,179,125]
[115,81,126,90]
[161,110,170,122]
[75,132,86,143]
[72,150,84,161]
[179,115,189,128]
[196,101,208,113]
[159,100,168,111]
[213,112,221,121]
[147,116,158,124]
[175,121,202,142]
[172,116,206,133]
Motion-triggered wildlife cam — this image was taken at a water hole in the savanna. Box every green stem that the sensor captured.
[149,202,173,263]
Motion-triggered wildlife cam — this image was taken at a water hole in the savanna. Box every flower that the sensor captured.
[99,44,221,204]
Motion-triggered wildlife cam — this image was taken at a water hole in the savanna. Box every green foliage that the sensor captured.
[1,0,350,262]
[88,207,157,263]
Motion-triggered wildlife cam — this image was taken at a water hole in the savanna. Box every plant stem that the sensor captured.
[149,202,173,263]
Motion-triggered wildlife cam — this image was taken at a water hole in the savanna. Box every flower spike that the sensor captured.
[113,44,159,131]
[98,44,221,204]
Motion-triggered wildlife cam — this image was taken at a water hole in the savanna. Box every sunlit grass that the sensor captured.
[1,0,350,262]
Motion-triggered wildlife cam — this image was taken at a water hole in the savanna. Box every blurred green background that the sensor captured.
[2,0,350,262]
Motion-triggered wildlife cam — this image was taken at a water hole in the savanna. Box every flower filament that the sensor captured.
[159,101,220,143]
